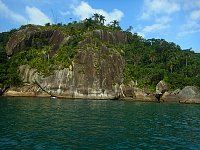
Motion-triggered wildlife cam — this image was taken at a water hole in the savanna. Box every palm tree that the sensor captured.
[84,18,93,29]
[85,18,92,25]
[99,14,106,25]
[167,57,176,73]
[92,13,100,22]
[126,26,133,32]
[185,48,192,68]
[110,20,119,29]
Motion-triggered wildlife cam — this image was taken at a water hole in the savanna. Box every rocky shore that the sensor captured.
[1,26,199,104]
[2,82,200,104]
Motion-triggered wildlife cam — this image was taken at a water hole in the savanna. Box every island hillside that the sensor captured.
[0,14,200,103]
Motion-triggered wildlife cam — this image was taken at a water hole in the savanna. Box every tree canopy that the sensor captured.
[0,14,200,91]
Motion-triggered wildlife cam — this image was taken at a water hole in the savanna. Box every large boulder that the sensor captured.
[161,91,179,102]
[178,86,200,103]
[119,82,136,98]
[156,80,168,94]
[119,82,155,101]
[133,87,155,101]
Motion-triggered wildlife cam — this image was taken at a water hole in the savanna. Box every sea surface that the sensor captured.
[0,97,200,149]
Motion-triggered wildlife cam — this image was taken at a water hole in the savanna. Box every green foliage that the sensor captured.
[164,73,189,89]
[9,44,76,76]
[0,14,200,91]
[0,56,22,87]
[53,41,78,69]
[122,32,200,90]
[0,30,22,87]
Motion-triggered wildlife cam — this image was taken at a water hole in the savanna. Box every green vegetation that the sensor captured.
[0,14,200,91]
[122,35,200,90]
[0,30,21,88]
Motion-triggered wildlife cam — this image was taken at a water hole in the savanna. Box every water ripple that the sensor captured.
[0,97,200,149]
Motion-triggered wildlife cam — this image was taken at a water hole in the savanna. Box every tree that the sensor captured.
[149,50,156,63]
[92,13,100,22]
[45,23,51,26]
[84,18,93,29]
[126,26,133,32]
[183,48,192,77]
[57,23,62,26]
[99,14,106,25]
[167,58,176,73]
[184,48,192,68]
[110,20,120,30]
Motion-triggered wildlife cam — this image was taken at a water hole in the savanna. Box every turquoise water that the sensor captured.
[0,97,200,149]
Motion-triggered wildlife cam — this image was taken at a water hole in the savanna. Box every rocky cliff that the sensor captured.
[4,26,126,99]
[6,25,65,56]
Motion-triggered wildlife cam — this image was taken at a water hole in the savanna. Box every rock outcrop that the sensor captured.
[178,86,200,103]
[12,47,124,99]
[3,26,200,102]
[156,80,168,94]
[120,83,136,98]
[6,25,64,56]
[155,80,168,102]
[160,92,179,102]
[4,27,126,99]
[0,85,9,96]
[119,82,155,101]
[133,87,155,101]
[87,30,127,44]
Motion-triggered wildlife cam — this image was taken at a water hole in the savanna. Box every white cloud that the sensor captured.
[140,12,150,20]
[178,20,200,37]
[26,6,51,25]
[71,1,124,24]
[142,23,170,33]
[140,0,180,20]
[178,28,200,37]
[178,7,200,37]
[71,1,93,20]
[0,0,51,26]
[182,0,200,10]
[190,10,200,21]
[0,0,27,23]
[155,16,171,24]
[138,0,181,36]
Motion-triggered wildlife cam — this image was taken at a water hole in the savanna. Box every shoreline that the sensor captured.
[2,95,200,104]
[1,89,200,104]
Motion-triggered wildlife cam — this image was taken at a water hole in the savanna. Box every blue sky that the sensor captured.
[0,0,200,52]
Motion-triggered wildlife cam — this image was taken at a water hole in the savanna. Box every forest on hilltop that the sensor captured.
[0,14,200,91]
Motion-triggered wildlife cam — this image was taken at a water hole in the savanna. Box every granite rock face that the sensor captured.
[16,49,124,99]
[179,86,200,103]
[6,26,64,56]
[87,29,127,44]
[5,27,126,99]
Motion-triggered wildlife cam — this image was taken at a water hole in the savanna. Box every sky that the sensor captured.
[0,0,200,52]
